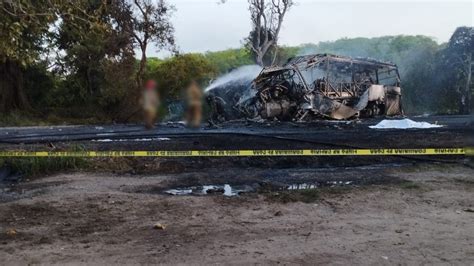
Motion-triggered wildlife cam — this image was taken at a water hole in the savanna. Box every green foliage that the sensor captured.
[276,46,300,64]
[0,1,56,64]
[0,112,42,127]
[297,35,439,66]
[23,62,59,109]
[204,49,254,74]
[398,181,421,190]
[436,27,473,114]
[146,58,164,72]
[99,55,137,113]
[149,53,217,99]
[0,1,55,112]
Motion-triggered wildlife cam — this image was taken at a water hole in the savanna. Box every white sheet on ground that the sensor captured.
[369,119,442,129]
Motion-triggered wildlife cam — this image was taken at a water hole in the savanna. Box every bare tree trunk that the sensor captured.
[0,59,30,113]
[459,54,472,114]
[86,67,93,95]
[464,54,472,114]
[256,52,264,66]
[271,47,278,66]
[248,0,293,67]
[136,47,147,90]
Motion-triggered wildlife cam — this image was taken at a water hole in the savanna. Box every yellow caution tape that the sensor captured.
[0,148,469,157]
[466,147,474,156]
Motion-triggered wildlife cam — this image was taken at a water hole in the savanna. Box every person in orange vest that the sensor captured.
[140,79,159,129]
[185,80,203,128]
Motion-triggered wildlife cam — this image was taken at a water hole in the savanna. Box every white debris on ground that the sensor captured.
[165,189,193,195]
[369,119,443,129]
[164,184,239,196]
[92,138,170,142]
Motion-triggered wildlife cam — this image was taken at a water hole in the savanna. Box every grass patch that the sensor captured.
[397,180,422,189]
[0,157,87,177]
[0,110,109,127]
[0,112,45,127]
[453,178,474,186]
[266,186,355,204]
[0,145,89,177]
[399,163,460,174]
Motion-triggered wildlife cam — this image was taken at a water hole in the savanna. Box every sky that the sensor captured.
[151,0,473,57]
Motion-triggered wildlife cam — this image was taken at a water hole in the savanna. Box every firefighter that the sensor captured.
[206,94,227,123]
[185,80,203,128]
[141,79,159,129]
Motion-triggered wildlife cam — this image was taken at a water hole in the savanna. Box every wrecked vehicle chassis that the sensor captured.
[239,54,403,121]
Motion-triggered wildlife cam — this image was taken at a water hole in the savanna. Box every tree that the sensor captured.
[151,54,217,99]
[442,27,473,114]
[204,48,254,74]
[246,0,294,66]
[56,0,135,104]
[114,0,175,91]
[0,0,108,113]
[0,0,55,112]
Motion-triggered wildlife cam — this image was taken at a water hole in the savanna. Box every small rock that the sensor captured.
[154,223,166,230]
[6,228,17,236]
[274,211,283,216]
[381,256,388,260]
[395,229,403,233]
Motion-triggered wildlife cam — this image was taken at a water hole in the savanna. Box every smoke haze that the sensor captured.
[205,65,262,92]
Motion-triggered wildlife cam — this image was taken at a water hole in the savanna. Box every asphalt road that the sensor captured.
[0,115,472,150]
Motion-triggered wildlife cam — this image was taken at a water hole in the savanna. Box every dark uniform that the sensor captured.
[206,95,227,123]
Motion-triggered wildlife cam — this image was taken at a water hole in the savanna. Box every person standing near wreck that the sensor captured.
[185,80,203,128]
[206,94,227,124]
[141,79,160,129]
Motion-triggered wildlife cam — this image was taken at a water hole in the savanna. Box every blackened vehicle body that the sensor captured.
[237,54,403,121]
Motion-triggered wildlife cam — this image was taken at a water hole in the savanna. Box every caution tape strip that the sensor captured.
[0,148,471,157]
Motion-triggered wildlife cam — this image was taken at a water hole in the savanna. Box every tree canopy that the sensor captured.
[0,0,471,123]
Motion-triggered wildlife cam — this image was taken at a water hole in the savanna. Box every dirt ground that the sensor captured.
[0,163,473,265]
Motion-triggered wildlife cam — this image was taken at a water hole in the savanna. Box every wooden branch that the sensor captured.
[134,0,147,17]
[132,31,143,47]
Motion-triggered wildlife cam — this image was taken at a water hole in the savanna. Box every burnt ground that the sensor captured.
[0,115,472,151]
[0,163,473,264]
[0,115,473,264]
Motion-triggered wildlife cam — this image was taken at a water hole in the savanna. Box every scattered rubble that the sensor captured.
[164,184,242,196]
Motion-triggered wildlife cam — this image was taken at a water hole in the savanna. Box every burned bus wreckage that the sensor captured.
[207,54,404,122]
